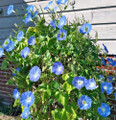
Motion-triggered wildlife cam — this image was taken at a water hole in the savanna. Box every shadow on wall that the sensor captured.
[0,0,35,45]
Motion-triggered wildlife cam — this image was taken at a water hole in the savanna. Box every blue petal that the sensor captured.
[26,5,34,13]
[56,0,68,5]
[20,91,35,107]
[72,76,85,89]
[79,23,92,34]
[0,47,4,58]
[7,5,14,15]
[24,13,32,24]
[57,16,66,28]
[17,31,24,41]
[29,66,41,82]
[102,44,109,53]
[44,1,53,10]
[52,62,64,75]
[22,107,30,119]
[57,28,67,41]
[5,41,15,52]
[13,88,20,100]
[28,36,36,45]
[20,47,30,58]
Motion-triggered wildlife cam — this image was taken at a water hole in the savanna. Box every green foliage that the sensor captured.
[2,1,113,120]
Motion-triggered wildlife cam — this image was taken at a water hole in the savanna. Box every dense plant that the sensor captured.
[0,0,116,119]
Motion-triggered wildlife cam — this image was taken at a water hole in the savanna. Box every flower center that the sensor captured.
[78,80,83,85]
[60,32,64,38]
[5,41,8,45]
[102,108,105,112]
[27,97,31,103]
[34,72,38,78]
[84,26,88,32]
[90,83,94,87]
[104,86,107,90]
[57,66,62,71]
[82,101,86,104]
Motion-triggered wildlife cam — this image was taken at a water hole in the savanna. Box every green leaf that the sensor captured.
[100,92,107,102]
[1,59,7,70]
[63,82,74,94]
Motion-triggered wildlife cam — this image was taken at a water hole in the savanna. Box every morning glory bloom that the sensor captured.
[57,16,66,29]
[52,62,64,75]
[57,28,67,41]
[20,91,35,107]
[5,41,15,52]
[2,38,11,49]
[79,23,92,34]
[102,44,109,53]
[24,13,32,24]
[101,82,113,95]
[85,78,97,90]
[0,47,4,58]
[50,19,57,29]
[107,58,114,66]
[26,5,34,13]
[28,36,36,45]
[22,107,30,119]
[99,74,104,81]
[17,31,24,41]
[98,103,110,117]
[101,58,106,66]
[56,0,68,5]
[72,76,85,90]
[32,11,38,19]
[13,88,20,100]
[7,5,14,15]
[29,66,41,82]
[44,1,53,10]
[20,47,30,58]
[12,67,20,76]
[77,95,92,110]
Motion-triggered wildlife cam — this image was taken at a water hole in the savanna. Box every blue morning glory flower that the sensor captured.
[26,5,34,13]
[17,31,24,42]
[29,66,41,82]
[12,67,20,76]
[2,38,11,49]
[22,107,30,119]
[77,95,92,110]
[108,76,113,81]
[101,58,106,66]
[79,23,92,34]
[0,47,4,58]
[13,88,20,100]
[32,11,38,19]
[57,28,67,41]
[107,58,114,66]
[56,0,68,5]
[20,91,35,107]
[28,36,36,45]
[101,82,113,95]
[20,47,30,58]
[99,74,104,81]
[98,103,110,117]
[5,41,15,52]
[24,13,32,24]
[52,62,64,75]
[57,16,66,29]
[44,1,53,10]
[50,19,57,29]
[7,5,14,15]
[72,76,85,90]
[85,78,97,90]
[102,44,109,53]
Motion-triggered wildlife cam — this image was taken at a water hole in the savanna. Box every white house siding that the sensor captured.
[0,0,115,118]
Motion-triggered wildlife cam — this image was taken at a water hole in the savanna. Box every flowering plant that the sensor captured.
[0,0,115,119]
